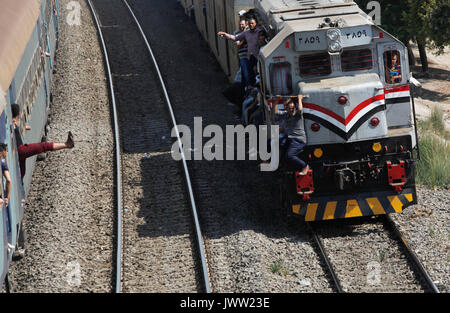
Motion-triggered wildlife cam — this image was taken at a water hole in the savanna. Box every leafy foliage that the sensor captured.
[355,0,450,55]
[423,0,450,54]
[355,0,410,42]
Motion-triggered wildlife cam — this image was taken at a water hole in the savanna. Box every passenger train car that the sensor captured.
[0,0,59,289]
[181,0,419,222]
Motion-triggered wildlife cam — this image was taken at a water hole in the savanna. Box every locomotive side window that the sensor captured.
[341,49,374,72]
[299,53,331,77]
[269,60,292,95]
[383,48,402,84]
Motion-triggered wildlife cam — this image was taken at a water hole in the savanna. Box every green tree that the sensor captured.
[424,0,450,54]
[404,0,450,71]
[355,0,416,65]
[355,0,410,40]
[356,0,450,72]
[403,0,431,71]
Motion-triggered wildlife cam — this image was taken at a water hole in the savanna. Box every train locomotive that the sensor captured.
[182,0,419,221]
[1,0,59,289]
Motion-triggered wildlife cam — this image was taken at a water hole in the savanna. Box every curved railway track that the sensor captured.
[308,216,440,293]
[88,0,210,293]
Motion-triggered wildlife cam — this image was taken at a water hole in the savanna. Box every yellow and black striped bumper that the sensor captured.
[292,189,416,221]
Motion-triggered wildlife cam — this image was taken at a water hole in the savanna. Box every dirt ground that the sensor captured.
[410,45,450,131]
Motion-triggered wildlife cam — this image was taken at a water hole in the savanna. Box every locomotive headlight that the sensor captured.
[313,148,323,158]
[329,41,342,52]
[327,29,342,53]
[327,29,341,41]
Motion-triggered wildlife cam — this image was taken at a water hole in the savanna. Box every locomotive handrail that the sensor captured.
[268,94,310,100]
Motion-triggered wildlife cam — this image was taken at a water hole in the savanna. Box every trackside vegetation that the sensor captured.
[416,106,450,188]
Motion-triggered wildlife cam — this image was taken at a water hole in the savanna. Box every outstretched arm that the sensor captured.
[217,32,240,41]
[297,94,304,110]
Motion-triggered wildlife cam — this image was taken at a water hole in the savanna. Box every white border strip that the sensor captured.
[385,91,410,99]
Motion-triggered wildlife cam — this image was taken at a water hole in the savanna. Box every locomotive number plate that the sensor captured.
[294,26,373,51]
[295,31,327,51]
[341,26,372,47]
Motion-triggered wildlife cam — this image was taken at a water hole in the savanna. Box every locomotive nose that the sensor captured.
[299,73,387,143]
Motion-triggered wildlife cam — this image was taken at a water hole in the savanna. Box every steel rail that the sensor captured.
[306,223,344,293]
[381,215,440,293]
[86,0,123,293]
[122,0,211,293]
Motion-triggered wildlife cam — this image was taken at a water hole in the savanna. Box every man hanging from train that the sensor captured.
[11,103,74,179]
[272,94,309,175]
[217,17,263,96]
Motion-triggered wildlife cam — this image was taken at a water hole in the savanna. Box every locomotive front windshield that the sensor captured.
[341,48,374,72]
[299,53,332,77]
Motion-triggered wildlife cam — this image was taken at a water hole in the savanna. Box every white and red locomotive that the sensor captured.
[182,0,419,221]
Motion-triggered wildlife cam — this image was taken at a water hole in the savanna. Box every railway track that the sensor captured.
[88,0,442,294]
[88,0,210,293]
[308,216,440,293]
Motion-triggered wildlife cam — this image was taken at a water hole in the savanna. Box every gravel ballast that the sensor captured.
[390,186,450,292]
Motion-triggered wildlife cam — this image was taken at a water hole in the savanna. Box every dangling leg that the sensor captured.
[18,131,74,177]
[53,131,74,150]
[285,138,308,174]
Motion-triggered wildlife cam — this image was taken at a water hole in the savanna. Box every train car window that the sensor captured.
[341,49,374,72]
[299,53,332,77]
[383,48,402,84]
[269,61,292,95]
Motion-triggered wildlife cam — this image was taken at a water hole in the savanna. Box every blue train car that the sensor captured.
[0,0,59,289]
